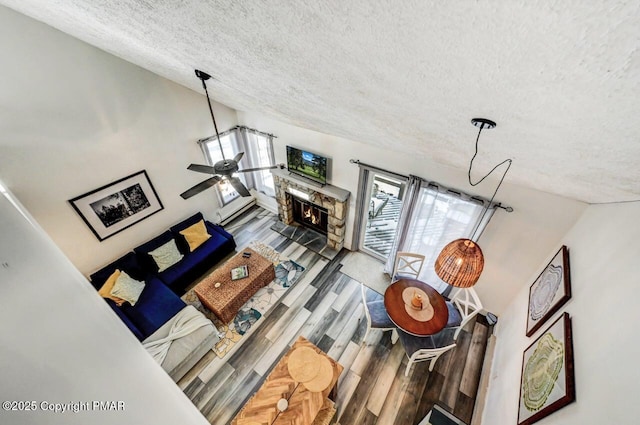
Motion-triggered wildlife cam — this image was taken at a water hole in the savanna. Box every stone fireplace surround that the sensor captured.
[271,168,350,251]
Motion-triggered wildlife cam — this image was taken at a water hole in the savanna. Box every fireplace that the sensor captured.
[289,194,328,235]
[271,168,350,251]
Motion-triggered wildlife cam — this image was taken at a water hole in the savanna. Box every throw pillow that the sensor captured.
[97,269,126,306]
[179,219,211,252]
[110,270,146,306]
[148,238,184,272]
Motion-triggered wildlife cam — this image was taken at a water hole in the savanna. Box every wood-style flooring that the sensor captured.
[178,206,492,425]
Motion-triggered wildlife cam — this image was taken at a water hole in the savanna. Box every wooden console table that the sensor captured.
[231,336,343,425]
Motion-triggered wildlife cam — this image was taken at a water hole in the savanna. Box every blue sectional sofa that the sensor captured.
[133,212,236,295]
[89,212,236,340]
[89,252,185,340]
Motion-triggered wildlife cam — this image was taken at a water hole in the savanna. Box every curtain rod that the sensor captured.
[197,125,277,144]
[232,125,277,139]
[350,159,513,212]
[350,159,408,180]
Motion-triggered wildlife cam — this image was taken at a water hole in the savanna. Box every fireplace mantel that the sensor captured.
[271,169,350,251]
[271,169,350,203]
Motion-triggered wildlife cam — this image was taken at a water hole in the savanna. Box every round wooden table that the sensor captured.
[384,278,449,336]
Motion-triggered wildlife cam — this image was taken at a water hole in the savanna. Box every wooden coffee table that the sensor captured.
[231,336,343,425]
[194,248,275,323]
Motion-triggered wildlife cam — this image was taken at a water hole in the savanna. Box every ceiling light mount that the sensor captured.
[195,69,211,82]
[471,118,496,130]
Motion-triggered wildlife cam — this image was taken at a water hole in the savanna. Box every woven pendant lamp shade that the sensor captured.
[434,238,484,288]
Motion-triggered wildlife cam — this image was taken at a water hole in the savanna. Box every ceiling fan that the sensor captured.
[180,69,283,200]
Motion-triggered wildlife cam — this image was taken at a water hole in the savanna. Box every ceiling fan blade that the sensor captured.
[187,163,217,174]
[233,152,245,163]
[180,176,221,199]
[236,163,285,173]
[228,177,252,197]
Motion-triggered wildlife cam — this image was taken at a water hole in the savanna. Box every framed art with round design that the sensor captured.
[526,246,571,337]
[518,312,575,425]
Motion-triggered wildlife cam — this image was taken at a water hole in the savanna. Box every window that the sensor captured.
[199,127,276,206]
[400,185,492,293]
[201,132,241,206]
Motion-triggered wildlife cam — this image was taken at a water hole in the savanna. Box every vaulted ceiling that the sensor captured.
[3,0,639,203]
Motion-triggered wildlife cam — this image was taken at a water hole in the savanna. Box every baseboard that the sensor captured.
[471,334,496,425]
[215,195,256,226]
[255,196,277,214]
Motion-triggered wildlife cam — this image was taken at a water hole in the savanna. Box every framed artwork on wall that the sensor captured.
[526,245,571,337]
[69,170,163,241]
[518,312,575,425]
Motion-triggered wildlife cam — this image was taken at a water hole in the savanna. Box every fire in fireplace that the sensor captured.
[289,194,329,235]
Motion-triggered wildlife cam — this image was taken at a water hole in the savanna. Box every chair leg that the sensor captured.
[363,326,370,345]
[428,355,441,372]
[404,359,413,377]
[453,326,462,341]
[391,329,398,345]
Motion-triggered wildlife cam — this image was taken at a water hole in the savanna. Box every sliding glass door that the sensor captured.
[358,172,407,261]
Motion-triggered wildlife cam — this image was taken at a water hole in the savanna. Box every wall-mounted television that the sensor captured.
[286,146,329,185]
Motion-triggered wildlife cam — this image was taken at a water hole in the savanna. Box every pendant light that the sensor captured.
[434,118,512,288]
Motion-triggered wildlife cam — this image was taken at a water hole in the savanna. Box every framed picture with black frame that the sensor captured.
[68,170,163,241]
[518,312,576,425]
[526,245,571,337]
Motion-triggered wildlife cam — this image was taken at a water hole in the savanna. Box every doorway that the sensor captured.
[359,172,406,260]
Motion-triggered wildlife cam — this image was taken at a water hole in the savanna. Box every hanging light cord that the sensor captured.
[199,76,226,161]
[468,123,513,240]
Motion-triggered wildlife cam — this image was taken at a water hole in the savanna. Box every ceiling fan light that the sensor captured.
[434,238,484,288]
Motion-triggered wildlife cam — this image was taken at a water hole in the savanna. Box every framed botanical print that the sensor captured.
[526,246,571,337]
[69,170,163,241]
[518,312,576,425]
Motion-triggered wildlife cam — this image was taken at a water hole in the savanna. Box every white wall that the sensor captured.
[0,5,237,276]
[236,111,587,314]
[0,187,209,425]
[482,201,640,424]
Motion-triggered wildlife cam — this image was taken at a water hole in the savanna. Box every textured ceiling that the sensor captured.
[3,0,640,203]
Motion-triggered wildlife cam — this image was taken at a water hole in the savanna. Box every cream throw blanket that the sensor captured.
[143,306,212,365]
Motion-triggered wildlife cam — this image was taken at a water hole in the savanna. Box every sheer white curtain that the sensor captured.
[235,127,276,197]
[385,177,494,293]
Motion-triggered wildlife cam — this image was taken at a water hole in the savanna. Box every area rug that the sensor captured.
[340,251,391,295]
[182,241,305,359]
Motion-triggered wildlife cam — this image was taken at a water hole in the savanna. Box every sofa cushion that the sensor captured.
[105,298,144,340]
[97,269,126,306]
[111,271,146,306]
[207,221,234,242]
[119,276,186,339]
[134,230,176,274]
[179,219,211,252]
[148,239,184,272]
[171,212,207,254]
[90,252,145,290]
[157,228,234,291]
